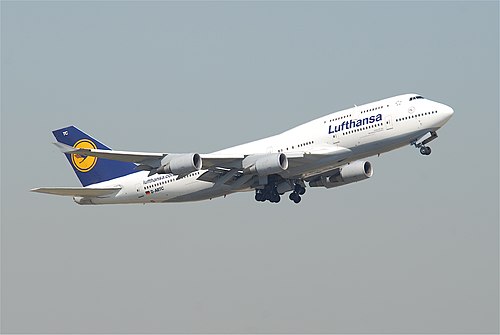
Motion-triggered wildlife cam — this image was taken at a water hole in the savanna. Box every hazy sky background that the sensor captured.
[1,1,498,333]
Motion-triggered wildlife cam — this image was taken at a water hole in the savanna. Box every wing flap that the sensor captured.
[286,146,351,169]
[31,187,121,197]
[200,154,246,169]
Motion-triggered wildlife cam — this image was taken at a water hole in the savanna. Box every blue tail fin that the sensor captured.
[53,126,138,186]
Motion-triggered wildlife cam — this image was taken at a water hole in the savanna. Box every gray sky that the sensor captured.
[1,1,498,333]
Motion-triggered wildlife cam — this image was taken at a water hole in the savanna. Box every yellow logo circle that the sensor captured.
[71,139,98,172]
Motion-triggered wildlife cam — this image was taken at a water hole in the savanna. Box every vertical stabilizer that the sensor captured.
[53,126,137,186]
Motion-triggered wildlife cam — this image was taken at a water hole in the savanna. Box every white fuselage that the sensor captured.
[75,94,453,204]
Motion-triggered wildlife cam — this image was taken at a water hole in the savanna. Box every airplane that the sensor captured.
[31,93,454,205]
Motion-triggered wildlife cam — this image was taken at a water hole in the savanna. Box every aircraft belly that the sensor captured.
[350,128,436,157]
[88,179,219,204]
[166,183,235,202]
[149,180,212,202]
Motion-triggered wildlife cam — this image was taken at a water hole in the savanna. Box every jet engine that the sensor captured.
[156,153,202,175]
[243,153,289,176]
[309,160,373,188]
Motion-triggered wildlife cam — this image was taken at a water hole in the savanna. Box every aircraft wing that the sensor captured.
[287,146,351,166]
[55,141,351,176]
[54,142,166,163]
[31,187,121,197]
[54,142,247,169]
[201,146,351,170]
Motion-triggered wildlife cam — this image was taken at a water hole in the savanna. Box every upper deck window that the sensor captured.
[409,96,425,101]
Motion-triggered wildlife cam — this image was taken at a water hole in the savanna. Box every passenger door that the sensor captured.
[385,115,393,130]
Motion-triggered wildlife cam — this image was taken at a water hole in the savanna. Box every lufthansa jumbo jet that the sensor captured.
[32,94,454,204]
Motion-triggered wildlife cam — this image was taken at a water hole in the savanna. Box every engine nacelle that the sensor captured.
[243,153,289,176]
[156,153,202,175]
[309,160,373,188]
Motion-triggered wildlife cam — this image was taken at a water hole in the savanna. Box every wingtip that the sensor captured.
[52,142,77,153]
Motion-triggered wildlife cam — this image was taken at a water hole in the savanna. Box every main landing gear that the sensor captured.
[255,185,280,203]
[412,131,438,156]
[254,181,306,204]
[289,184,306,204]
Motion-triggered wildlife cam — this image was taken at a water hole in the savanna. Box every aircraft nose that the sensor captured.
[442,104,454,122]
[444,104,454,118]
[432,102,454,128]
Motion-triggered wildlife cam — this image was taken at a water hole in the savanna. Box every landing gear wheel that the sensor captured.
[420,146,431,155]
[294,184,306,195]
[255,191,265,202]
[289,192,302,204]
[270,194,281,203]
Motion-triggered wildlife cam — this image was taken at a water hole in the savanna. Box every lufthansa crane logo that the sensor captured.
[71,139,98,172]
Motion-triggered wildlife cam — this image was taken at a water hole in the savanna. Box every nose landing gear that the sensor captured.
[412,131,438,156]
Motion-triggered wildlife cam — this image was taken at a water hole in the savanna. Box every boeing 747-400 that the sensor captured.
[32,94,454,204]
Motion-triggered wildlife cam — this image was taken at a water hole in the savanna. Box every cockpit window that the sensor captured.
[409,96,425,101]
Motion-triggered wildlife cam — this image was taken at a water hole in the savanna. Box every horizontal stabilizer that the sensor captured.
[31,187,121,197]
